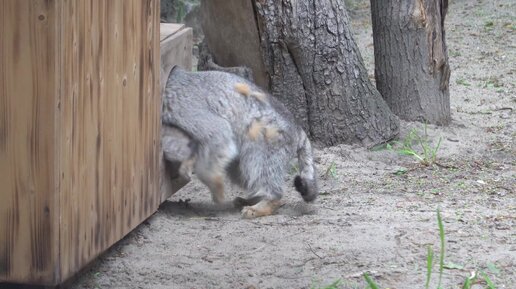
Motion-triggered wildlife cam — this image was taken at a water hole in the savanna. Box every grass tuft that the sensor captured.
[313,210,500,289]
[387,125,442,166]
[324,161,338,179]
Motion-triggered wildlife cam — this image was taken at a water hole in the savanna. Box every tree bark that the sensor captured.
[370,0,451,125]
[200,0,399,147]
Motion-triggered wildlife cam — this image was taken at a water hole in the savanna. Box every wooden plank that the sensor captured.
[57,0,161,282]
[0,0,60,284]
[160,23,185,42]
[159,24,193,202]
[160,25,193,93]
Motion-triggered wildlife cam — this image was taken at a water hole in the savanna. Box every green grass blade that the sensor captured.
[363,273,380,289]
[437,209,445,289]
[481,272,496,289]
[425,245,434,289]
[418,135,429,161]
[432,137,443,162]
[462,272,478,289]
[462,276,472,289]
[397,149,417,156]
[397,149,425,162]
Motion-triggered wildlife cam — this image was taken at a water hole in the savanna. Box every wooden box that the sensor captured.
[0,0,161,285]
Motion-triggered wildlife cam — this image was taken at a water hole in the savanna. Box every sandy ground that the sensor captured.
[71,0,515,288]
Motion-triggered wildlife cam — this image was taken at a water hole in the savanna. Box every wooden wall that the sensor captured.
[0,0,60,284]
[0,0,161,285]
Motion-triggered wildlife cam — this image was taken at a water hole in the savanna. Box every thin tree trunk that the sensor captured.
[370,0,451,125]
[201,0,399,147]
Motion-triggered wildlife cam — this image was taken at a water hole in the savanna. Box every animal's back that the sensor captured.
[163,68,300,147]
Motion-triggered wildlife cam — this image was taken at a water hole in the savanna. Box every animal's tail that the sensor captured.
[294,130,318,202]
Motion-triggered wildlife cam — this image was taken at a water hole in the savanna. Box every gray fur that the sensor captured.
[162,67,318,206]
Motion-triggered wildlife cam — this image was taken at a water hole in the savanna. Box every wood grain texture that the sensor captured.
[160,23,185,41]
[160,24,192,95]
[0,0,60,284]
[159,24,193,202]
[0,0,161,285]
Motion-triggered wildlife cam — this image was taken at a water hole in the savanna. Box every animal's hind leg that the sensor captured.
[195,141,237,204]
[237,144,289,218]
[226,158,265,208]
[206,174,225,204]
[179,156,196,179]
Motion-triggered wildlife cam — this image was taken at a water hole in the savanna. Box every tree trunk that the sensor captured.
[201,0,399,147]
[370,0,451,125]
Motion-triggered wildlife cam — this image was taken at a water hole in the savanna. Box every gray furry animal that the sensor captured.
[162,67,318,218]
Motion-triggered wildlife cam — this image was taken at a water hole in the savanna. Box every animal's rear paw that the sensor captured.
[241,206,258,219]
[240,199,281,218]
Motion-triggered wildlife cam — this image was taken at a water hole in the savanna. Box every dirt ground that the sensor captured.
[70,0,515,288]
